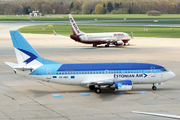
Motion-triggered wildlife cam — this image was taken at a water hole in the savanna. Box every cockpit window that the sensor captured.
[160,68,167,72]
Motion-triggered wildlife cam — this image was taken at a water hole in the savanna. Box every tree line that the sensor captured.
[0,0,180,15]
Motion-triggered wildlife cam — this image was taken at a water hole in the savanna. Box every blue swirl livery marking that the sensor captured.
[118,83,122,88]
[18,49,37,64]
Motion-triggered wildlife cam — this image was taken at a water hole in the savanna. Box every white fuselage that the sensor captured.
[79,32,131,42]
[17,69,174,86]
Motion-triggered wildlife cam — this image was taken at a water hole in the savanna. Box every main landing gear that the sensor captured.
[89,85,95,90]
[89,85,101,93]
[93,44,97,47]
[95,88,101,93]
[152,84,157,90]
[105,44,109,47]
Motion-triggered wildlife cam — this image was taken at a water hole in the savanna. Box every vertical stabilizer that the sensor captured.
[9,30,59,69]
[68,14,84,35]
[10,30,42,66]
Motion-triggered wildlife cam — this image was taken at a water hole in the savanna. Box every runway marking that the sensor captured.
[79,93,90,96]
[65,92,69,94]
[138,91,149,94]
[51,94,62,98]
[114,92,125,95]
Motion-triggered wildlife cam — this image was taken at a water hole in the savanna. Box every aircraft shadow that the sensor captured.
[132,87,179,91]
[29,89,138,101]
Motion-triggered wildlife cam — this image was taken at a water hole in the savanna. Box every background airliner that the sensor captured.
[68,14,133,47]
[5,30,175,93]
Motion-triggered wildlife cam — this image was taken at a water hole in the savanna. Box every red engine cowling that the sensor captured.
[114,41,123,46]
[114,80,133,91]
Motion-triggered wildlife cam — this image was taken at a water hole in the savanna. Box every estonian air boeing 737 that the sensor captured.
[5,30,175,93]
[54,14,132,47]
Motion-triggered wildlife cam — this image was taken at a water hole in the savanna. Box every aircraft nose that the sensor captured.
[169,71,176,79]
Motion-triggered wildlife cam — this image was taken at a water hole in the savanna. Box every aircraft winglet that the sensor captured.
[132,111,180,119]
[53,30,58,37]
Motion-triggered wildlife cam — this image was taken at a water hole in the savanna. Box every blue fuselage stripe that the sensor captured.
[30,63,166,75]
[57,63,163,71]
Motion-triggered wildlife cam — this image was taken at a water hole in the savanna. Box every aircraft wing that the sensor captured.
[132,111,180,119]
[90,80,114,85]
[82,79,114,86]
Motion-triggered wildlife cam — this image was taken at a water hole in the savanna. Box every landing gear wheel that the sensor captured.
[93,44,97,47]
[95,88,101,93]
[105,44,109,47]
[89,85,95,90]
[152,86,157,90]
[124,43,126,46]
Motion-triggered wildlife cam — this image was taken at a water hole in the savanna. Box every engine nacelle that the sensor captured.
[114,41,123,46]
[115,80,133,91]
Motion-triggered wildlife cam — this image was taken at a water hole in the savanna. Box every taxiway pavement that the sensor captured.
[0,23,180,120]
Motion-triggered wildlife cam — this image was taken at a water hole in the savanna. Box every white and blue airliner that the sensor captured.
[5,30,175,93]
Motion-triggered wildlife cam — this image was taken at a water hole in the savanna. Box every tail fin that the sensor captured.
[6,30,59,69]
[68,14,85,35]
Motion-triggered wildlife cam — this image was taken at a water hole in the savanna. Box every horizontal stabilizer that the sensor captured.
[5,62,33,70]
[5,62,18,68]
[72,34,84,37]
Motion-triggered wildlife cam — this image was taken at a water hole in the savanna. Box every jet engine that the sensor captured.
[114,41,123,46]
[114,80,133,91]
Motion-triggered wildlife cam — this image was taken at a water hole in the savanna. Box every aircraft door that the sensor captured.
[46,69,52,79]
[150,66,156,77]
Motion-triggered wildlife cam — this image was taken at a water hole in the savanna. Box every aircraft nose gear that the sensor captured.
[152,84,157,90]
